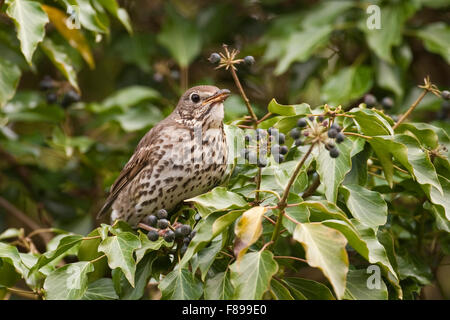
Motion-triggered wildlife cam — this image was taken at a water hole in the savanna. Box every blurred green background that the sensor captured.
[0,0,449,238]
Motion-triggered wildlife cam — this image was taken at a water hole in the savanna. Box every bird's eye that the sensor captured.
[190,93,200,103]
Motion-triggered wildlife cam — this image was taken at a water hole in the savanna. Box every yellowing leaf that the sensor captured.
[41,5,95,69]
[233,206,267,261]
[293,222,348,299]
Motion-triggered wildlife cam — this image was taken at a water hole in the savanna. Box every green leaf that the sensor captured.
[361,3,418,63]
[98,232,141,287]
[30,234,83,275]
[322,65,373,105]
[351,108,394,136]
[77,0,109,34]
[135,231,171,264]
[159,267,203,300]
[157,6,201,67]
[340,184,388,228]
[118,253,156,300]
[230,250,278,299]
[40,38,79,92]
[269,278,294,300]
[284,277,335,300]
[397,251,433,285]
[115,105,164,132]
[376,59,403,99]
[205,270,234,300]
[0,228,22,241]
[0,56,21,108]
[429,175,450,221]
[415,23,450,64]
[275,25,332,75]
[192,236,224,281]
[44,261,94,300]
[6,0,49,65]
[0,259,21,287]
[293,222,348,299]
[82,278,118,300]
[233,206,266,260]
[97,0,132,34]
[78,229,108,282]
[315,137,354,203]
[101,85,161,111]
[343,269,388,300]
[186,187,248,217]
[267,99,312,116]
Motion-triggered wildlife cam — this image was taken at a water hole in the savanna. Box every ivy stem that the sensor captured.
[393,77,436,129]
[270,143,315,245]
[343,132,372,139]
[274,255,307,263]
[90,254,106,264]
[229,67,258,125]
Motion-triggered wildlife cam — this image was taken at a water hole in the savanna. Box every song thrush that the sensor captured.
[97,85,230,227]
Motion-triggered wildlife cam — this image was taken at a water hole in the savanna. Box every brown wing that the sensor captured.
[96,124,164,219]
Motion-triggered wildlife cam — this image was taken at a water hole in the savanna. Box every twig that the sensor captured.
[257,112,273,124]
[271,143,315,245]
[302,174,320,198]
[90,254,106,264]
[229,67,258,124]
[6,287,39,299]
[343,132,372,140]
[260,241,274,252]
[274,255,307,264]
[393,77,436,130]
[0,196,51,243]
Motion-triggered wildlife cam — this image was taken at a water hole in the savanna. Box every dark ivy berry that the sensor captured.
[156,209,168,219]
[290,128,301,139]
[181,243,188,255]
[180,224,191,236]
[175,227,184,239]
[189,230,197,239]
[297,118,307,128]
[143,215,158,227]
[381,97,394,109]
[183,237,191,245]
[46,92,58,104]
[364,94,377,107]
[274,154,284,163]
[147,230,159,241]
[335,132,345,144]
[257,157,267,167]
[330,123,342,132]
[322,120,329,127]
[39,76,55,91]
[208,52,221,64]
[164,230,175,242]
[278,133,285,144]
[443,100,450,111]
[271,144,280,155]
[255,128,265,139]
[61,90,80,108]
[280,145,288,155]
[245,134,251,143]
[308,116,314,121]
[317,116,324,122]
[328,128,338,138]
[329,148,340,158]
[157,219,169,229]
[244,56,255,65]
[295,139,304,147]
[441,90,450,100]
[325,142,335,151]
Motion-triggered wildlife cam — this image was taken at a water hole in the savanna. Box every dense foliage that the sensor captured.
[0,0,449,300]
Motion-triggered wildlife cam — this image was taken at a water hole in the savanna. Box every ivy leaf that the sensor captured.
[269,278,294,300]
[233,206,267,261]
[101,85,161,111]
[157,6,201,67]
[135,231,171,264]
[293,222,348,299]
[97,0,132,34]
[191,236,224,281]
[98,232,141,287]
[186,187,248,217]
[204,270,234,300]
[230,250,278,299]
[275,25,332,75]
[322,65,373,105]
[44,261,94,300]
[415,23,450,64]
[78,229,108,283]
[159,267,203,300]
[429,175,450,220]
[343,269,388,300]
[376,59,403,100]
[340,184,388,228]
[351,108,394,136]
[40,38,79,92]
[6,0,49,65]
[82,278,118,300]
[284,277,335,300]
[41,5,95,68]
[361,2,418,63]
[29,234,83,275]
[267,99,312,116]
[0,243,27,280]
[0,56,21,108]
[315,137,354,203]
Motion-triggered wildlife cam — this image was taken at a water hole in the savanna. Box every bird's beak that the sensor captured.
[202,89,230,106]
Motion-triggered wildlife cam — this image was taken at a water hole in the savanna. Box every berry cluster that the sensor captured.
[363,94,394,110]
[39,75,80,108]
[142,209,196,254]
[242,128,287,166]
[208,52,255,66]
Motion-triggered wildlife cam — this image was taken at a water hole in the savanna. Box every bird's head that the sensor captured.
[175,85,230,125]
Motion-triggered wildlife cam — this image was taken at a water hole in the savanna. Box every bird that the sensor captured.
[97,85,230,227]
